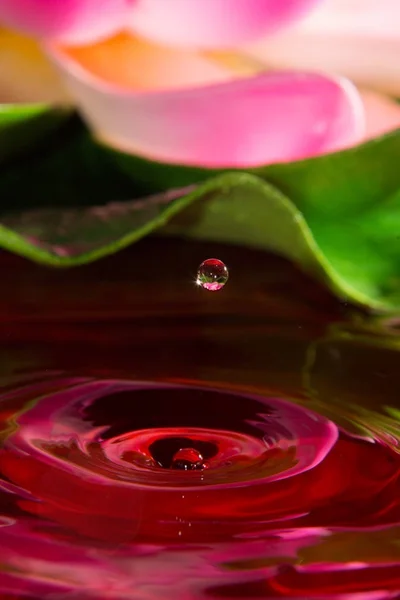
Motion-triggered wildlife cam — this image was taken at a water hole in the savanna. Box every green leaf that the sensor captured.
[0,103,71,164]
[1,104,400,312]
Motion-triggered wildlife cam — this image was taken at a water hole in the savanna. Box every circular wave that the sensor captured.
[1,379,399,546]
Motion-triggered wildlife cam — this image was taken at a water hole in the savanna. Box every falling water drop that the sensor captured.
[171,448,206,470]
[196,258,229,291]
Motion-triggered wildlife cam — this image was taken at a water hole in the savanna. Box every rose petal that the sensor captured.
[49,41,364,167]
[246,0,400,95]
[129,0,322,49]
[0,0,132,45]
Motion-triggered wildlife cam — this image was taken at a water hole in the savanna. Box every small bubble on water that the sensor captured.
[196,258,229,292]
[171,448,205,470]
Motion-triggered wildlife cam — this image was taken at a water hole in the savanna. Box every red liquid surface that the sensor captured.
[0,239,399,599]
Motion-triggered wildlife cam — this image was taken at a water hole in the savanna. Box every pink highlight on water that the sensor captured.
[201,281,225,292]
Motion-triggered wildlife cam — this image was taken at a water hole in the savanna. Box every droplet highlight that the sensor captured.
[196,258,229,291]
[171,448,205,471]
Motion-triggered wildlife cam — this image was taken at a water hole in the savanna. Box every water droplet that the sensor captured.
[196,259,229,292]
[171,448,205,470]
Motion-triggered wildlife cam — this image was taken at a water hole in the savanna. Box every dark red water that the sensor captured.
[0,238,399,599]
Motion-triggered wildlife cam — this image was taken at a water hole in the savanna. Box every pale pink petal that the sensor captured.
[49,42,364,167]
[129,0,323,49]
[362,90,400,141]
[0,0,132,45]
[247,0,400,95]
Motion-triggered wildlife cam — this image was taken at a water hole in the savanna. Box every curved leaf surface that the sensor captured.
[0,104,400,312]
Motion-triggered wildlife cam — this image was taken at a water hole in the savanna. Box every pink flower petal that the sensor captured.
[247,0,400,95]
[129,0,323,49]
[362,90,400,141]
[49,42,364,167]
[0,0,132,45]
